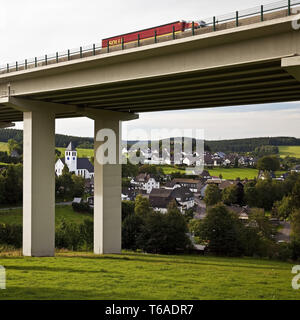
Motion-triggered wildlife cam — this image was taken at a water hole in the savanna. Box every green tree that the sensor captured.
[291,180,300,208]
[122,214,144,250]
[7,139,22,156]
[204,184,221,206]
[72,175,85,197]
[291,209,300,242]
[222,185,239,206]
[134,194,152,217]
[3,165,23,204]
[257,155,280,172]
[0,175,5,203]
[198,203,244,256]
[122,200,135,221]
[136,202,190,254]
[273,196,294,220]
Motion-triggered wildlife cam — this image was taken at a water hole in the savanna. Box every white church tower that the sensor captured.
[65,142,77,172]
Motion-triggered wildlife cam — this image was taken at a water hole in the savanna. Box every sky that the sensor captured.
[1,0,300,140]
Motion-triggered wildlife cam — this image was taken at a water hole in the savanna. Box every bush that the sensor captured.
[55,219,82,251]
[122,214,144,250]
[79,219,93,251]
[0,223,22,248]
[72,202,92,214]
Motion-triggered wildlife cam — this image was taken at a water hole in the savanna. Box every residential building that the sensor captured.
[55,142,94,179]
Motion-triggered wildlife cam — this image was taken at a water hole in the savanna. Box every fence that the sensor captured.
[1,0,300,75]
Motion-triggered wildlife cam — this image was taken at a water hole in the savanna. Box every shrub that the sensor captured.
[72,202,92,213]
[55,219,82,251]
[0,223,22,248]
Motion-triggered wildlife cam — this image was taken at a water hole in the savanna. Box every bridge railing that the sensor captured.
[1,0,300,75]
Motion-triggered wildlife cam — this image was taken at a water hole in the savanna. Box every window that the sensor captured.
[67,157,70,160]
[73,157,75,160]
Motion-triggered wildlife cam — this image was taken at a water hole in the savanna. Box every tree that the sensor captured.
[122,200,135,221]
[122,214,144,250]
[72,175,85,197]
[222,185,239,206]
[249,208,273,240]
[7,139,22,156]
[291,209,300,242]
[257,155,280,172]
[134,195,152,217]
[3,164,23,204]
[198,204,244,256]
[204,184,221,206]
[122,162,138,178]
[291,180,300,208]
[0,175,5,204]
[244,181,258,207]
[136,203,190,254]
[273,196,294,220]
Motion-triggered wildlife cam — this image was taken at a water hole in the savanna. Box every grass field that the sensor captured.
[278,146,300,158]
[0,205,92,226]
[0,142,8,152]
[0,251,299,300]
[57,147,94,158]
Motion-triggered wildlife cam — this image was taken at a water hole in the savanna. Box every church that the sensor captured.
[55,142,94,179]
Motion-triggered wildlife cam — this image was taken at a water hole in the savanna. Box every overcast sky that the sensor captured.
[1,0,300,140]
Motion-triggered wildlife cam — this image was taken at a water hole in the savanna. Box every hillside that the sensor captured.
[0,252,298,300]
[1,129,300,154]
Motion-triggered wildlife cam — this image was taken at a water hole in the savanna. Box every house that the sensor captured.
[291,165,300,173]
[165,178,202,193]
[11,150,20,158]
[131,173,160,194]
[199,170,211,180]
[55,142,94,179]
[149,186,194,213]
[257,170,276,180]
[149,189,178,214]
[84,177,94,194]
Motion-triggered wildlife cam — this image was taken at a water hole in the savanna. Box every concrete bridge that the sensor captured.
[1,8,300,256]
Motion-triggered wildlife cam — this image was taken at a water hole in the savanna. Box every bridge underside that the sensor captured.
[1,59,300,122]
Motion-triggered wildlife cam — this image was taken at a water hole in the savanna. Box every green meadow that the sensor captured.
[0,205,92,226]
[278,146,300,158]
[0,251,299,300]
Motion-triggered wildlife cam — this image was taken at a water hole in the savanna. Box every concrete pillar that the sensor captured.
[23,110,55,257]
[94,118,122,254]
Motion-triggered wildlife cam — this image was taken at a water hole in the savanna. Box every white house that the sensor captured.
[131,173,160,194]
[55,142,94,179]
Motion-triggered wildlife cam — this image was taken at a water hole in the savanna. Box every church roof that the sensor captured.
[59,157,94,173]
[77,158,94,173]
[66,142,76,151]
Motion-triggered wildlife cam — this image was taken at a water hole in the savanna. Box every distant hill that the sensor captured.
[1,129,300,154]
[0,128,93,149]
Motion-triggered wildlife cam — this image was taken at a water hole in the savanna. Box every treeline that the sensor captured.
[0,129,94,149]
[206,137,300,153]
[2,128,300,153]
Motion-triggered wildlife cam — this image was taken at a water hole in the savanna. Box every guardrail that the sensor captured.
[1,0,300,75]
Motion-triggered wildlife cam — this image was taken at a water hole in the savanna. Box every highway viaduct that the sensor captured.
[1,11,300,256]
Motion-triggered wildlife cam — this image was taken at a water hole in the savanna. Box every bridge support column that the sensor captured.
[23,110,55,257]
[93,118,122,254]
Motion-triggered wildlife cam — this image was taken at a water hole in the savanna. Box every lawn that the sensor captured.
[0,205,92,226]
[207,168,259,180]
[278,146,300,158]
[0,251,299,300]
[0,142,8,152]
[57,147,94,158]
